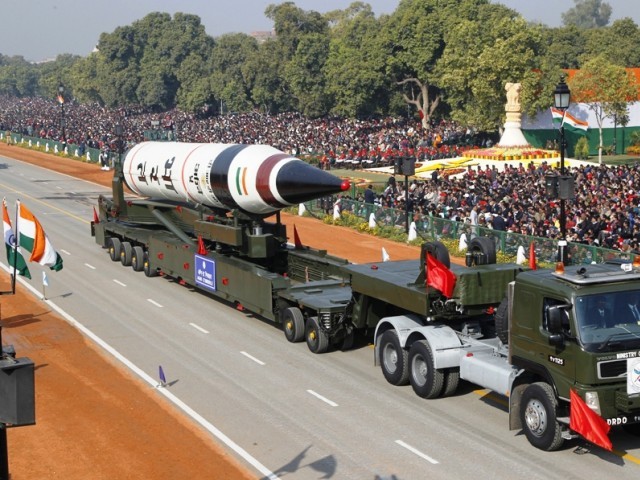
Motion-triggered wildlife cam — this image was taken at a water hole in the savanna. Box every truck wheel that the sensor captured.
[306,316,329,354]
[379,330,409,386]
[120,242,133,266]
[520,382,564,451]
[468,237,497,265]
[131,246,145,272]
[441,368,460,397]
[143,251,158,277]
[422,241,450,268]
[107,237,121,262]
[494,296,509,344]
[282,307,305,343]
[409,340,444,399]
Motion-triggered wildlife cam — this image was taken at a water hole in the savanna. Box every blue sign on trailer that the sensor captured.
[195,255,216,292]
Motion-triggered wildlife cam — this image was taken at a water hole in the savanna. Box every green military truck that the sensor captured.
[280,240,640,451]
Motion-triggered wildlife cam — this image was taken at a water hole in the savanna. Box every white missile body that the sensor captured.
[122,142,349,217]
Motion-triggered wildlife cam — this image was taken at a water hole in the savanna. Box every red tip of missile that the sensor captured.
[340,179,350,191]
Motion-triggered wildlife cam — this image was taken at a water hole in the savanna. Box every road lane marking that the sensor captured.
[240,351,265,365]
[307,389,338,407]
[189,323,209,334]
[113,279,126,287]
[60,249,70,256]
[84,263,96,269]
[395,440,439,465]
[0,263,280,480]
[147,299,163,308]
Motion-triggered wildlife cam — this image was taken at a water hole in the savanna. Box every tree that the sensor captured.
[323,2,389,117]
[437,5,543,131]
[581,18,640,67]
[562,0,612,29]
[570,55,639,163]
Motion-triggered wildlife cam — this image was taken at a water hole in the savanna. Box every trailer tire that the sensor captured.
[495,296,510,345]
[120,242,133,266]
[422,241,450,269]
[379,330,409,386]
[441,368,460,397]
[306,316,329,354]
[143,251,158,278]
[468,236,497,265]
[520,382,564,451]
[131,246,145,272]
[409,340,444,399]
[282,307,305,343]
[107,237,121,262]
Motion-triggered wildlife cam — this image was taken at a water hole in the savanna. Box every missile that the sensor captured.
[121,142,350,217]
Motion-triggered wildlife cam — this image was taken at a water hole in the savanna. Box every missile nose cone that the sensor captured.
[340,179,351,192]
[276,161,348,205]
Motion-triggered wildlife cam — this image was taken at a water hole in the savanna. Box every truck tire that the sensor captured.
[120,241,133,266]
[441,368,460,397]
[520,382,564,451]
[143,251,158,277]
[422,241,450,269]
[379,330,409,386]
[409,340,444,399]
[107,237,121,262]
[282,307,305,343]
[306,316,329,354]
[131,246,145,272]
[468,237,497,265]
[494,296,509,344]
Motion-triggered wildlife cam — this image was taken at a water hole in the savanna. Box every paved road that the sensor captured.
[1,155,640,479]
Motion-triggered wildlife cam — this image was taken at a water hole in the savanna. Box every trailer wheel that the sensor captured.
[305,316,329,354]
[441,368,460,397]
[120,242,133,266]
[422,241,450,269]
[379,330,409,386]
[282,307,305,343]
[495,296,510,345]
[520,382,564,451]
[143,251,158,278]
[468,237,497,265]
[107,237,121,262]
[409,340,444,399]
[131,246,145,272]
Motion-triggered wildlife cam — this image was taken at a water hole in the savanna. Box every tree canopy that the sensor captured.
[0,2,638,134]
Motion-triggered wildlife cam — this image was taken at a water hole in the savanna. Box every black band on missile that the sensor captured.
[210,144,249,209]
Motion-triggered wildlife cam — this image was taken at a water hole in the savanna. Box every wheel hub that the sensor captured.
[524,399,547,437]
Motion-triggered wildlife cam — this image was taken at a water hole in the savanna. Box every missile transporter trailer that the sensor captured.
[92,141,640,452]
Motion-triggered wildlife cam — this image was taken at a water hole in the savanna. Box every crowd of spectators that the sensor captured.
[1,95,638,256]
[355,161,640,257]
[0,95,479,167]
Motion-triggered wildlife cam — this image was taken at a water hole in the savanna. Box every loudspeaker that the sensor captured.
[402,157,416,176]
[0,358,35,426]
[558,175,575,200]
[544,174,558,199]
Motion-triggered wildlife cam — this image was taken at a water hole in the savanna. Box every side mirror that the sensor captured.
[547,305,570,347]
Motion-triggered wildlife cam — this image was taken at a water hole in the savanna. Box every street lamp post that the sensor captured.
[553,78,571,265]
[58,84,66,148]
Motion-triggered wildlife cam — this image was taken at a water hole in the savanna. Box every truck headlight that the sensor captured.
[585,391,601,415]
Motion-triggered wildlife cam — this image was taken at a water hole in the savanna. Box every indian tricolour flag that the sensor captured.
[2,198,31,279]
[550,107,589,135]
[17,201,63,271]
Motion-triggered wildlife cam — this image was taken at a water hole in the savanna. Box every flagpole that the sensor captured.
[10,202,19,295]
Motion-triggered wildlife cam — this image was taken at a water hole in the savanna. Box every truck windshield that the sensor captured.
[574,292,640,352]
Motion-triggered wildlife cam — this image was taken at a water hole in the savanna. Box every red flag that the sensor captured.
[197,235,207,255]
[529,242,537,270]
[293,225,303,249]
[93,206,99,224]
[426,253,456,298]
[570,389,612,451]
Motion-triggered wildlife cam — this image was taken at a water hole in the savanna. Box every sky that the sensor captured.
[3,0,640,62]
